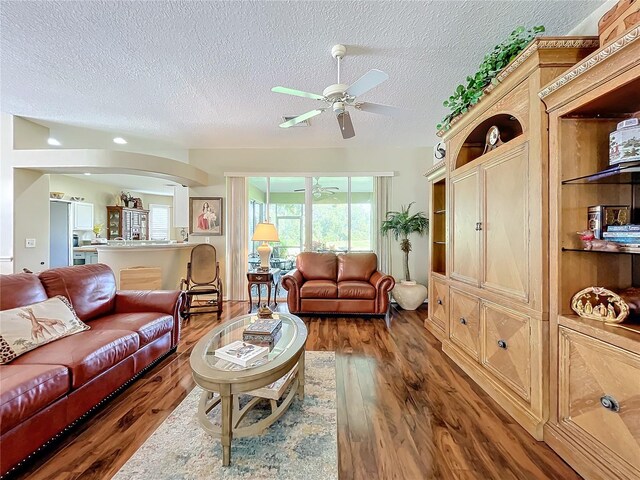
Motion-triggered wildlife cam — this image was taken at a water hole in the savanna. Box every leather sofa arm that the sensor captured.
[114,290,186,348]
[370,271,396,314]
[281,269,304,313]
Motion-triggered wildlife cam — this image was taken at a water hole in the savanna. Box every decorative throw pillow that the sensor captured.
[0,296,90,364]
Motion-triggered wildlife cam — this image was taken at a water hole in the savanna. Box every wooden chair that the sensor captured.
[180,244,223,318]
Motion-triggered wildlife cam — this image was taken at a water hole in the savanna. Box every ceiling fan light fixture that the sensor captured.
[271,44,399,139]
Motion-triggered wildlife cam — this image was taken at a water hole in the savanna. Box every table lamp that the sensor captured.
[252,222,279,270]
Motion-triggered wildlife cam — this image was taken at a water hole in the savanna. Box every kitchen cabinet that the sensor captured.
[107,206,149,240]
[72,202,94,231]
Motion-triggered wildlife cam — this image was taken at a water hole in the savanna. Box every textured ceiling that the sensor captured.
[1,0,603,148]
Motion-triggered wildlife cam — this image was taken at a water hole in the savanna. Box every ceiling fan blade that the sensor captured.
[272,86,324,101]
[337,111,355,139]
[344,69,389,97]
[356,101,407,117]
[279,109,324,128]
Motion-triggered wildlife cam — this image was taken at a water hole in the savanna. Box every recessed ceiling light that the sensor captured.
[84,172,91,176]
[47,137,61,146]
[113,137,127,145]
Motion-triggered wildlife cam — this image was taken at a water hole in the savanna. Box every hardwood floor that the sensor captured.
[14,302,580,480]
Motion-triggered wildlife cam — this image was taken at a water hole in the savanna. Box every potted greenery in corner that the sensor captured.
[381,202,429,310]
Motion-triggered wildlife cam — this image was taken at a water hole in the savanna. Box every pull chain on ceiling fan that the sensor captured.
[272,44,405,139]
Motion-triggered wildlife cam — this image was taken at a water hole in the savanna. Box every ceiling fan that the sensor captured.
[272,44,403,139]
[294,177,339,199]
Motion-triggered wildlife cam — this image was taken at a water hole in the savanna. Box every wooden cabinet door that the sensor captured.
[72,202,94,230]
[451,169,480,286]
[558,327,640,474]
[449,288,480,360]
[480,145,529,301]
[429,276,448,334]
[481,302,531,402]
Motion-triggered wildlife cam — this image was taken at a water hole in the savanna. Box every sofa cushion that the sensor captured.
[12,330,139,388]
[89,312,173,346]
[0,273,48,311]
[296,252,337,281]
[300,280,338,299]
[39,264,117,321]
[0,296,90,364]
[0,364,70,434]
[337,253,377,282]
[338,281,376,299]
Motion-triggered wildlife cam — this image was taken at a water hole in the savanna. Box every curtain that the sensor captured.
[374,176,392,275]
[226,177,248,300]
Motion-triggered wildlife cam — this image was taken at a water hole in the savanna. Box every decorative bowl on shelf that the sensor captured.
[50,192,64,199]
[70,196,85,202]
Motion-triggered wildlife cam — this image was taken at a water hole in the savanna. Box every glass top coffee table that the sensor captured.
[190,312,307,466]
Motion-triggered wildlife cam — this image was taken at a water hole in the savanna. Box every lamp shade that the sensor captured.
[252,222,279,242]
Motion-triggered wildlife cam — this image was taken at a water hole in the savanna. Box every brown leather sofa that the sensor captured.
[0,264,184,476]
[281,252,394,315]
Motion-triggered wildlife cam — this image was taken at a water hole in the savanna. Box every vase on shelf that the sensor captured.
[392,280,428,310]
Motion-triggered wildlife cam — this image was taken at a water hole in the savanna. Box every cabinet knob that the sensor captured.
[497,339,507,349]
[475,222,483,231]
[600,395,620,412]
[437,298,443,305]
[459,317,467,325]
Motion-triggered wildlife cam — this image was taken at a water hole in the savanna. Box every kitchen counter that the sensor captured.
[94,242,194,251]
[95,242,195,289]
[74,246,98,253]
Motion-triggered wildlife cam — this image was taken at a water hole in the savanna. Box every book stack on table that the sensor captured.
[243,318,283,349]
[603,225,640,251]
[214,340,269,368]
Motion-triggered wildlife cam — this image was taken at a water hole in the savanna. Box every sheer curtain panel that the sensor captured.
[226,177,248,300]
[374,176,392,275]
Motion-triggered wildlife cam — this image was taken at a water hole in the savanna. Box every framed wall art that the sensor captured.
[189,197,223,236]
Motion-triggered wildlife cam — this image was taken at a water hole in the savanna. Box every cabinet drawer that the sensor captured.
[558,327,640,473]
[449,289,480,360]
[482,302,531,401]
[430,277,448,331]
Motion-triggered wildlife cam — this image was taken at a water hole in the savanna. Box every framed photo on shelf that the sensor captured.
[189,197,223,236]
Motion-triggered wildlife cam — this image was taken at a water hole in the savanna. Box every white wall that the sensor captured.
[0,115,51,273]
[0,114,15,273]
[13,169,50,272]
[568,0,617,35]
[189,147,432,295]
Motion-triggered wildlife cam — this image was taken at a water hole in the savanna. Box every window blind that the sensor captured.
[149,204,170,240]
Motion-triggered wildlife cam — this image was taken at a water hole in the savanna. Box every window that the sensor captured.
[311,177,373,252]
[149,204,171,240]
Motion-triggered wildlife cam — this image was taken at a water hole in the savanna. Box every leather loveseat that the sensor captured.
[281,252,394,315]
[0,264,184,476]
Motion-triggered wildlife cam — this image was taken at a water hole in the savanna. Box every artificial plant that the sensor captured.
[436,25,545,132]
[381,202,428,282]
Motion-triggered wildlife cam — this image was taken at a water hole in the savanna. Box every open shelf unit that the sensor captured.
[431,177,446,276]
[541,26,640,480]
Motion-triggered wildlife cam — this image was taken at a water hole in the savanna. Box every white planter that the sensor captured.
[392,280,428,310]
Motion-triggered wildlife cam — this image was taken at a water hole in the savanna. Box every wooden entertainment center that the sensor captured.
[426,27,640,480]
[540,25,640,480]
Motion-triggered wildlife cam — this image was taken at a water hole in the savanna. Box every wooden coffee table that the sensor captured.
[190,312,307,466]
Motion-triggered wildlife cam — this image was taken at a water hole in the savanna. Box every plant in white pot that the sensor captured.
[381,202,429,310]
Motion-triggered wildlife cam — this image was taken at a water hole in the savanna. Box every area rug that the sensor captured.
[113,351,337,480]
